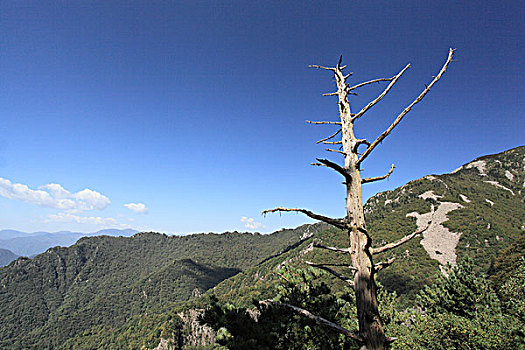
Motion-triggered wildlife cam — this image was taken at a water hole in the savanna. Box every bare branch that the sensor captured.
[374,257,396,271]
[353,139,371,154]
[313,242,352,254]
[309,262,357,269]
[325,148,346,155]
[305,261,355,287]
[347,77,393,92]
[315,158,351,181]
[259,299,363,343]
[308,64,336,72]
[337,55,343,69]
[306,120,341,125]
[348,78,392,91]
[262,207,347,229]
[316,128,342,144]
[351,64,411,123]
[371,222,431,255]
[322,92,339,96]
[362,164,395,184]
[322,140,343,145]
[357,48,455,166]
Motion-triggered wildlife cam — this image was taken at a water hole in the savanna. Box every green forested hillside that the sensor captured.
[0,227,314,349]
[205,146,525,306]
[0,146,523,349]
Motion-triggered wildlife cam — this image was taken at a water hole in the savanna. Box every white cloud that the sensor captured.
[0,177,110,211]
[71,188,111,210]
[124,202,148,214]
[240,216,265,230]
[46,212,120,226]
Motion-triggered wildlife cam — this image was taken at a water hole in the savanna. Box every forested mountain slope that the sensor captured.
[0,227,314,349]
[0,146,522,349]
[207,145,525,305]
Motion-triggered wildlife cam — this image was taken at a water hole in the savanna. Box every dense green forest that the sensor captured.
[0,146,523,349]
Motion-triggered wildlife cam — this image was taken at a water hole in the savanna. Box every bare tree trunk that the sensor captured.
[338,64,387,349]
[263,49,454,349]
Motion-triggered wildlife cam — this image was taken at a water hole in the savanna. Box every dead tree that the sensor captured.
[262,49,454,350]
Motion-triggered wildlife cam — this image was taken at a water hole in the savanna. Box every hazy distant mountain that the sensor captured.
[92,228,139,237]
[0,228,139,257]
[0,248,18,267]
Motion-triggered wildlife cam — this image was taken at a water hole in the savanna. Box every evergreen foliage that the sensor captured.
[201,266,360,350]
[390,259,525,349]
[203,260,524,350]
[416,258,500,318]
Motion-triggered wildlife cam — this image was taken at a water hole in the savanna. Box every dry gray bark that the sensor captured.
[263,49,454,349]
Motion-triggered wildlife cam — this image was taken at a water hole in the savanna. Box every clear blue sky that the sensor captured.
[0,1,522,234]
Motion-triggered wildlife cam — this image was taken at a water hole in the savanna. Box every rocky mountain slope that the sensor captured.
[0,146,523,349]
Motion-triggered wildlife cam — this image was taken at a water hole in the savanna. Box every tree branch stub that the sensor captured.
[374,257,396,271]
[362,164,395,184]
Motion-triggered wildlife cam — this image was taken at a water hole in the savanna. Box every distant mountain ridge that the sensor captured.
[0,146,523,349]
[0,228,139,258]
[0,248,18,267]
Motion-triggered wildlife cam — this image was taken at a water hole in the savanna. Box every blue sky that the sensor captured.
[0,1,522,234]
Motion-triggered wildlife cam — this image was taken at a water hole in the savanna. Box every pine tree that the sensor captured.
[417,258,501,318]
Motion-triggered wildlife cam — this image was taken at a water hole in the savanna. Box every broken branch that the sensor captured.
[262,207,346,230]
[308,64,336,72]
[371,222,431,255]
[353,139,371,154]
[325,148,346,155]
[259,299,363,343]
[313,242,352,254]
[362,164,395,184]
[316,128,342,144]
[357,48,455,166]
[315,158,351,181]
[347,77,394,92]
[374,257,396,271]
[306,120,341,125]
